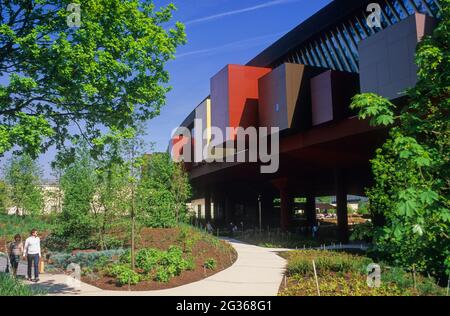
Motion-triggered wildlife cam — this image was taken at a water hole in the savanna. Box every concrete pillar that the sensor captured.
[335,169,349,243]
[261,193,274,228]
[272,179,294,231]
[305,194,317,226]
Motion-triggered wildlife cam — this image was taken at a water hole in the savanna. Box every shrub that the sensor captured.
[41,234,67,252]
[102,236,124,250]
[48,249,125,270]
[185,256,196,271]
[119,249,131,264]
[155,266,171,283]
[350,222,374,242]
[105,264,141,286]
[118,245,195,283]
[203,258,217,270]
[136,248,163,273]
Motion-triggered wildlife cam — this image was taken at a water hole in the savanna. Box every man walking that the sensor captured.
[23,229,41,282]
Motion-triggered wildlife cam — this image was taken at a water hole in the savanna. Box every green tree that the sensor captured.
[57,145,97,249]
[350,2,449,278]
[94,157,129,250]
[94,127,148,268]
[3,154,43,215]
[138,152,191,228]
[0,0,186,158]
[0,180,7,213]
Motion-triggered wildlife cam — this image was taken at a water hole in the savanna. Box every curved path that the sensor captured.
[1,238,287,296]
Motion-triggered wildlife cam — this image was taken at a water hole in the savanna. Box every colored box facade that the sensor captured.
[258,63,325,131]
[210,64,271,139]
[359,13,436,100]
[311,70,360,126]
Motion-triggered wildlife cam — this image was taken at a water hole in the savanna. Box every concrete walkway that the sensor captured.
[1,239,287,296]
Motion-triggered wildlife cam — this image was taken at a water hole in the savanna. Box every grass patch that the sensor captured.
[0,273,46,296]
[0,213,54,238]
[279,250,446,296]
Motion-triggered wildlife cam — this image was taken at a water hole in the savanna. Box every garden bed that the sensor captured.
[53,226,237,291]
[278,250,446,296]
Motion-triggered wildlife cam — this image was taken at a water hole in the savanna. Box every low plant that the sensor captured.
[279,272,404,296]
[350,221,374,242]
[0,273,46,296]
[280,250,446,296]
[285,250,370,276]
[154,266,171,282]
[48,249,125,270]
[117,245,195,283]
[135,248,164,273]
[203,258,217,270]
[105,264,141,286]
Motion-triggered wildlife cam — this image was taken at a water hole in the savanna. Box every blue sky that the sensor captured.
[4,0,333,178]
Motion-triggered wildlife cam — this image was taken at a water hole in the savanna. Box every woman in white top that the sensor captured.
[23,229,41,282]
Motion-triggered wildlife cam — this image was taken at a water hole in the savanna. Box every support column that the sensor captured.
[272,178,293,232]
[335,169,349,243]
[261,193,274,228]
[305,194,317,226]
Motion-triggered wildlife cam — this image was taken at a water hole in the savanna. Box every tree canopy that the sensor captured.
[0,0,186,158]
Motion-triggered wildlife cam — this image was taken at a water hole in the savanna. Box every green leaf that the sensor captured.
[419,190,439,205]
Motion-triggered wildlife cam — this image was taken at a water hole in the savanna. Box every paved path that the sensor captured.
[1,239,287,296]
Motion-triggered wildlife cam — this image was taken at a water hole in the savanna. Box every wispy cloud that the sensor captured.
[175,32,285,60]
[185,0,298,26]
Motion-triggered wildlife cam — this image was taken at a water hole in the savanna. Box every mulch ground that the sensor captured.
[81,227,238,291]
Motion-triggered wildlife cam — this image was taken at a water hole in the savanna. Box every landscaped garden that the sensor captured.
[279,250,446,296]
[0,148,237,292]
[45,225,236,290]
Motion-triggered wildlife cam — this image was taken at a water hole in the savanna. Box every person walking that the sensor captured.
[23,229,41,282]
[8,234,23,277]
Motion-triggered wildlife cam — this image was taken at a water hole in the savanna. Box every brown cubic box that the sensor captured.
[358,13,436,100]
[258,63,325,131]
[311,70,360,126]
